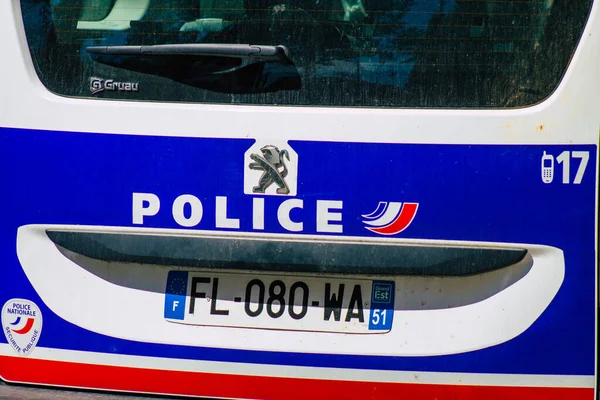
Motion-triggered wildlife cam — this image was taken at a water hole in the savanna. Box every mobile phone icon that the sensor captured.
[541,151,554,184]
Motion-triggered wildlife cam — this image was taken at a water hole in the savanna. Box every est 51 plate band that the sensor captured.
[164,270,395,334]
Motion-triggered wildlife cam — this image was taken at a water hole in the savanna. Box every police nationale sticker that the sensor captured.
[1,299,42,356]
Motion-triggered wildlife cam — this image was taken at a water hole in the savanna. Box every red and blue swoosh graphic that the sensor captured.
[9,316,35,335]
[362,202,419,235]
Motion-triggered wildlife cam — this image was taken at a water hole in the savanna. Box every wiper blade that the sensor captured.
[85,43,300,94]
[86,44,290,62]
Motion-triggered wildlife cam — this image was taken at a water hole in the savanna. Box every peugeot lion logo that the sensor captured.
[249,145,291,194]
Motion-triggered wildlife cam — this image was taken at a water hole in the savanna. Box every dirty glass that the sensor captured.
[20,0,592,107]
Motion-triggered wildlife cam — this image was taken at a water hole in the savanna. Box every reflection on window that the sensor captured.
[21,0,592,107]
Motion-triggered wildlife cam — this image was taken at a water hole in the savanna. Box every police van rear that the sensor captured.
[0,0,598,398]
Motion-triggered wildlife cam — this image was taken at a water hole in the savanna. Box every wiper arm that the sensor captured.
[86,44,290,63]
[85,43,300,94]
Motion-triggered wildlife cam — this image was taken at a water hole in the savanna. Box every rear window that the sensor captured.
[20,0,592,108]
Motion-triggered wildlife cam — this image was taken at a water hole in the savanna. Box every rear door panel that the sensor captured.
[0,0,597,399]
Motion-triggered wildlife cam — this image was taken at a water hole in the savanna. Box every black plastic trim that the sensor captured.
[47,231,527,277]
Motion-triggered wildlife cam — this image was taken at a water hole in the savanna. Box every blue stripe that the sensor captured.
[164,271,188,320]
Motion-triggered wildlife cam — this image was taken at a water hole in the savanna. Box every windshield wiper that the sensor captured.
[85,43,300,94]
[86,44,291,63]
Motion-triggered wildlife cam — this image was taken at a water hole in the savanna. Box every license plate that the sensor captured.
[164,271,395,333]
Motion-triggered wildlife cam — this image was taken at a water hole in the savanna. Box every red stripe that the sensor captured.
[369,203,419,235]
[11,318,35,335]
[0,355,593,400]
